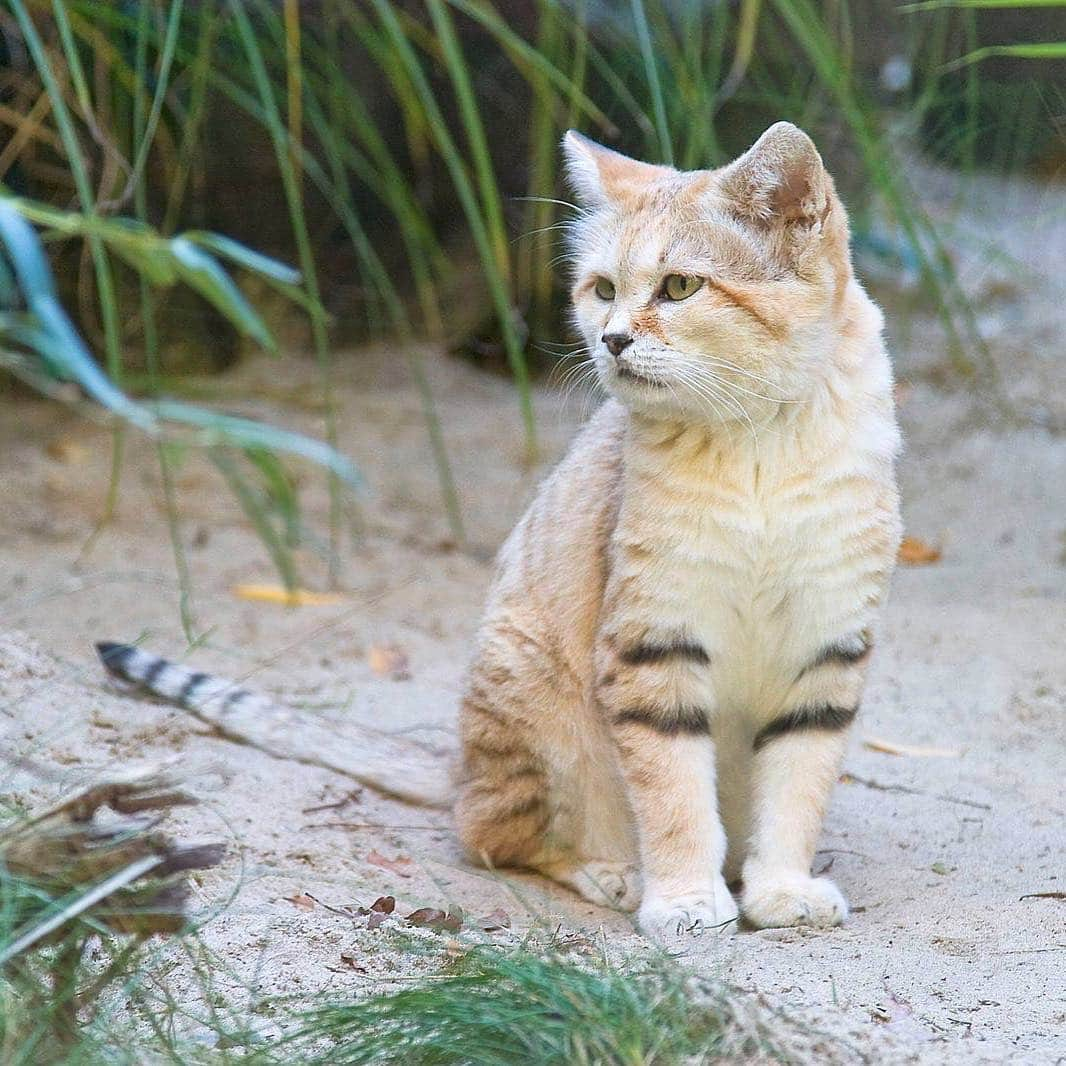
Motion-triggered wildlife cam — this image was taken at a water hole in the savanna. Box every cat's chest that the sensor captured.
[669,477,838,617]
[612,450,891,670]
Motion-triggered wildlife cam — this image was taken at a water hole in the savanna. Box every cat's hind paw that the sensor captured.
[553,860,642,912]
[741,873,847,929]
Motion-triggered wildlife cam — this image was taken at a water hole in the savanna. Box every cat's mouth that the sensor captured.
[614,363,667,389]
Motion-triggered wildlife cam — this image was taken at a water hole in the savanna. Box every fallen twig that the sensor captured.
[841,773,991,810]
[301,789,364,815]
[302,821,447,832]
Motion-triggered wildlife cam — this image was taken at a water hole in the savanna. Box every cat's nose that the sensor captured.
[602,332,633,357]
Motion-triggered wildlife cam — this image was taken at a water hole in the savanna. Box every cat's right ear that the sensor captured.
[562,130,665,209]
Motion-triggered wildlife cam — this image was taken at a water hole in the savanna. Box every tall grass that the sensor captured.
[3,0,1059,580]
[0,766,224,1062]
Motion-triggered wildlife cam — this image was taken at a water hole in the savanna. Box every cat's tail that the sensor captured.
[96,642,452,809]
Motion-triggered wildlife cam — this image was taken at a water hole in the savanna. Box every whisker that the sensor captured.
[667,351,804,401]
[535,340,589,353]
[511,195,587,215]
[558,362,603,420]
[674,368,763,455]
[512,220,580,246]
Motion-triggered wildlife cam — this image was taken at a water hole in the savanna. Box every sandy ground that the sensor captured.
[2,162,1065,1063]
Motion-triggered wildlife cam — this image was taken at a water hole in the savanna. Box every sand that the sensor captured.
[1,159,1064,1063]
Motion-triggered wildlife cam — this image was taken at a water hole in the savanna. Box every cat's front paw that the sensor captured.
[741,872,848,929]
[638,881,739,944]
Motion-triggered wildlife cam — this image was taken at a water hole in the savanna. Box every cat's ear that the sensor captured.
[562,130,666,208]
[719,122,830,228]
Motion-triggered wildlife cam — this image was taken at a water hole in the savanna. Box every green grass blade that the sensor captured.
[122,0,186,205]
[630,0,674,164]
[10,0,128,529]
[169,237,276,351]
[227,0,344,579]
[901,0,1065,9]
[426,0,511,281]
[209,449,298,591]
[155,400,362,488]
[184,232,301,284]
[367,0,536,454]
[942,42,1066,70]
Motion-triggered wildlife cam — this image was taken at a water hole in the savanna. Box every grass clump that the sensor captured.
[0,765,224,1063]
[284,946,772,1066]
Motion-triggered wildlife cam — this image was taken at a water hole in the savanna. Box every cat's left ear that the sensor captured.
[562,130,669,208]
[718,122,830,229]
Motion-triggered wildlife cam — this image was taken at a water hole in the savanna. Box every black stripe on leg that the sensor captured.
[798,632,872,678]
[614,703,710,735]
[618,638,710,666]
[754,704,857,751]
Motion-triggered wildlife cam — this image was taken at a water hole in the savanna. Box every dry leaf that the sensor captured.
[863,736,960,758]
[353,895,396,917]
[406,907,446,928]
[367,911,390,930]
[285,893,316,911]
[367,849,413,878]
[475,908,511,932]
[338,953,367,972]
[367,643,411,680]
[46,437,88,464]
[444,937,466,959]
[232,583,345,607]
[898,537,942,565]
[406,907,462,932]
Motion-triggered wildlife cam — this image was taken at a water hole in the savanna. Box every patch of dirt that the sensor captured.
[2,163,1065,1062]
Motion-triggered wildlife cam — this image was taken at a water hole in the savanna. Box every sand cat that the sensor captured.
[99,122,900,944]
[453,122,901,940]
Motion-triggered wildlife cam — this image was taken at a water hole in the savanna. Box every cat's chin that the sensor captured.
[606,379,710,424]
[613,364,667,389]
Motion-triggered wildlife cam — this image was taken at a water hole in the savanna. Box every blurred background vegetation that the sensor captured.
[0,0,1063,572]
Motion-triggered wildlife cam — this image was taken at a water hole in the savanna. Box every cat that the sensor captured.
[97,121,901,944]
[453,122,901,941]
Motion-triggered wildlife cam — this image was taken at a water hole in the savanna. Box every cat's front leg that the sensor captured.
[741,635,869,928]
[597,634,738,942]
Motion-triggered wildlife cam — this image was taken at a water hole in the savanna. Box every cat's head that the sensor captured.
[563,122,857,423]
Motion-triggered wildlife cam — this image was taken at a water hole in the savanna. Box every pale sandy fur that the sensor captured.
[455,123,901,941]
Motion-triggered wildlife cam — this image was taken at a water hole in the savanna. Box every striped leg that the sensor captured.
[740,633,869,929]
[598,632,738,941]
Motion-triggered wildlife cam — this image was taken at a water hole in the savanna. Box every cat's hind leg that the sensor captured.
[455,636,639,912]
[537,858,641,911]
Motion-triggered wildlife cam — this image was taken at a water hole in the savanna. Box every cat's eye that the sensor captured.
[662,274,703,301]
[593,277,616,301]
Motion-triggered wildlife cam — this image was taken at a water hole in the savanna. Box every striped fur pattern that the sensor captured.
[455,123,901,940]
[96,643,451,807]
[97,642,262,717]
